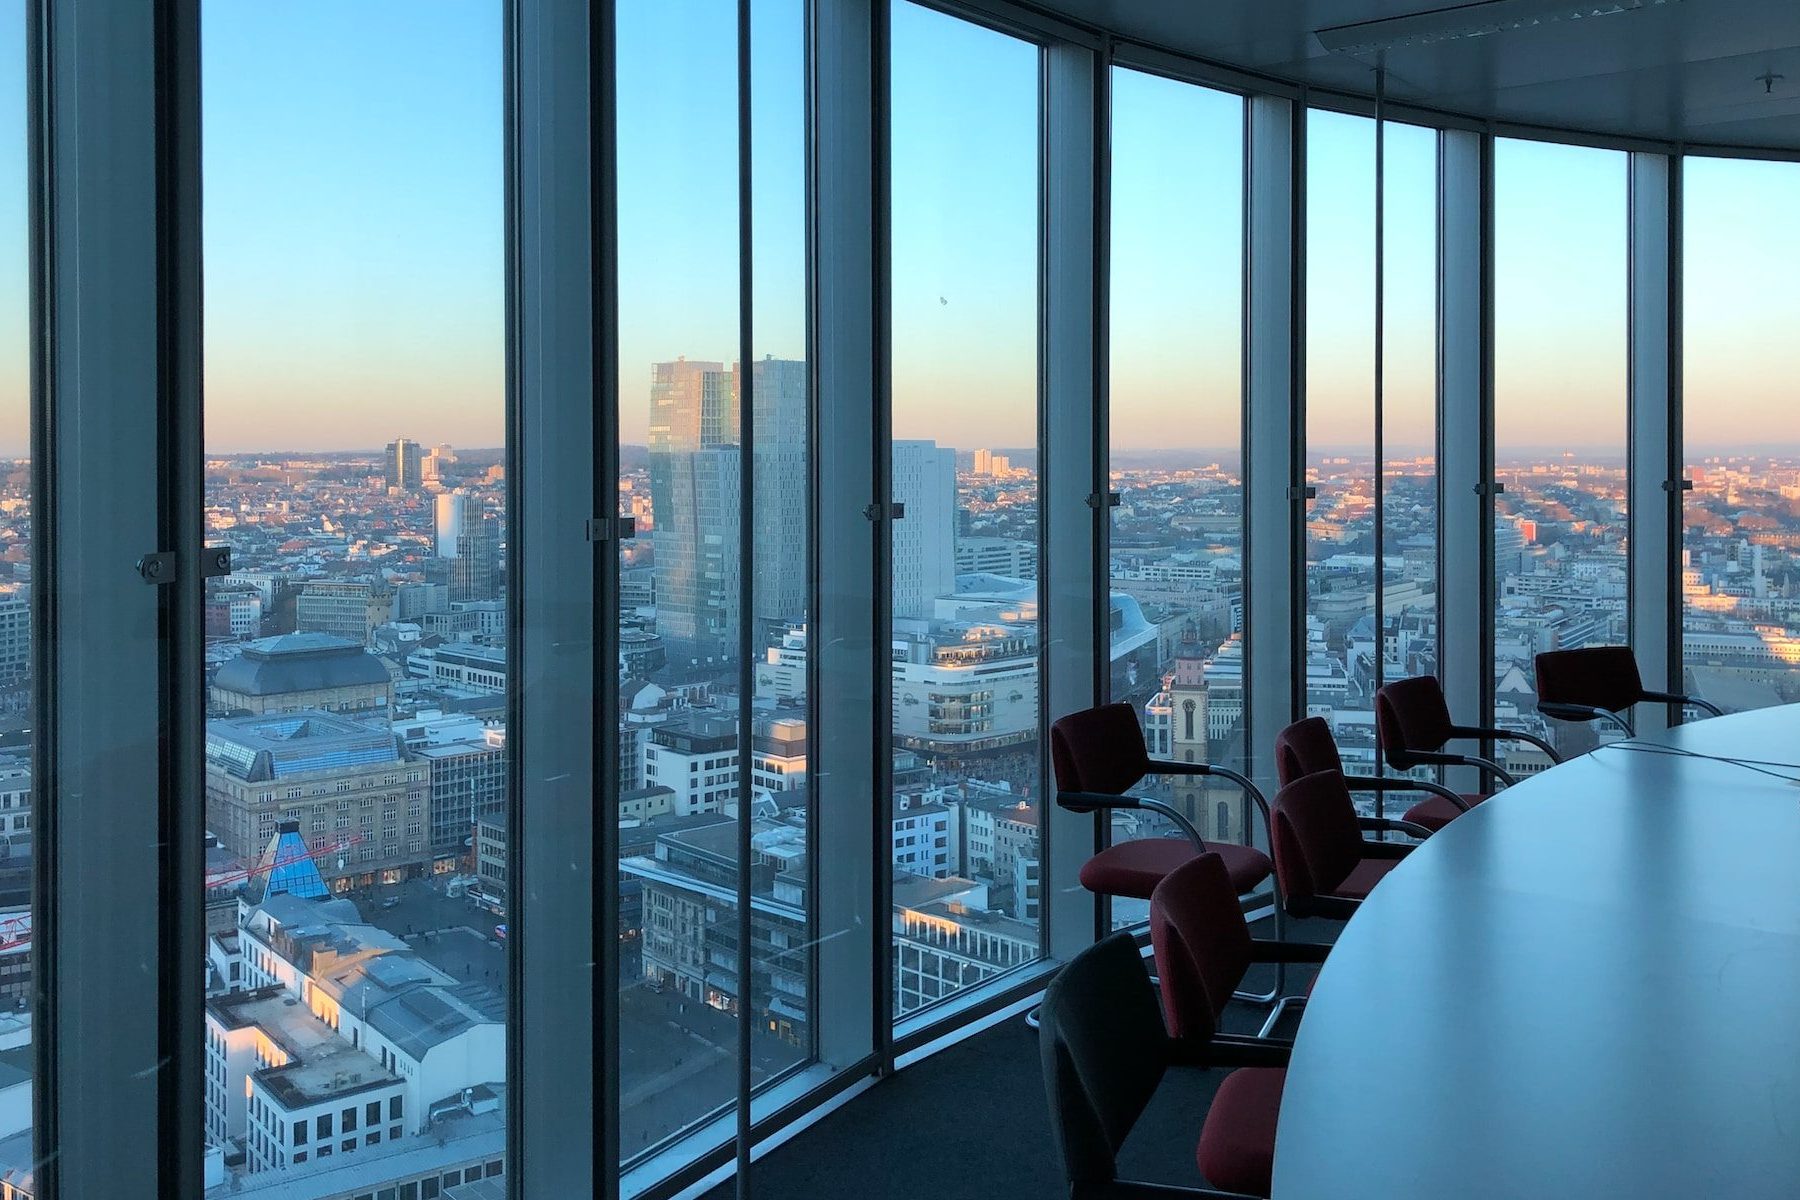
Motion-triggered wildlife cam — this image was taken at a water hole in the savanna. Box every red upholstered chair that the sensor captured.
[1040,930,1289,1199]
[1151,853,1330,1047]
[1050,703,1274,905]
[1273,715,1475,835]
[1270,769,1431,921]
[1535,645,1722,738]
[1372,675,1562,831]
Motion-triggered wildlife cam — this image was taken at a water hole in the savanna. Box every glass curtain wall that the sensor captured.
[1106,68,1244,927]
[1681,156,1800,712]
[888,2,1042,1019]
[1304,111,1440,804]
[1304,111,1379,760]
[1493,139,1629,760]
[199,2,508,1194]
[0,1,30,1180]
[615,0,748,1161]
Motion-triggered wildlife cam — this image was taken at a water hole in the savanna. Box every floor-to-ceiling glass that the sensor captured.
[1304,111,1379,761]
[888,2,1042,1018]
[1107,67,1244,927]
[0,3,32,1184]
[1681,155,1800,713]
[615,0,749,1160]
[199,2,508,1194]
[1494,138,1629,759]
[1305,111,1442,803]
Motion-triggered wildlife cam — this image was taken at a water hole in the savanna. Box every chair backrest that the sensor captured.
[1271,769,1363,903]
[1535,645,1643,715]
[1040,931,1169,1191]
[1374,675,1455,770]
[1050,703,1152,798]
[1150,853,1251,1043]
[1273,715,1344,788]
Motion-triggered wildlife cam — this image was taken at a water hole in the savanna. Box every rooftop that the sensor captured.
[208,986,400,1111]
[212,633,392,698]
[205,710,401,782]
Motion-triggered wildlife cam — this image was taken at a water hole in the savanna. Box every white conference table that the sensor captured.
[1271,705,1800,1199]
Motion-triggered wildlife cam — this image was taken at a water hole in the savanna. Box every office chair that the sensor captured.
[1151,852,1331,1046]
[1051,703,1280,1003]
[1373,675,1562,831]
[1270,769,1431,921]
[1273,715,1473,834]
[1040,930,1287,1199]
[1534,645,1722,738]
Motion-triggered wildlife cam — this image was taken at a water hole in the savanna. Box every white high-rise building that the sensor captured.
[892,440,956,619]
[435,490,468,558]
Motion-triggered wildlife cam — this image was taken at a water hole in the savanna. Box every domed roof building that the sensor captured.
[210,633,395,716]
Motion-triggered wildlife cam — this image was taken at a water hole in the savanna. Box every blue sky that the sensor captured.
[1,0,1797,458]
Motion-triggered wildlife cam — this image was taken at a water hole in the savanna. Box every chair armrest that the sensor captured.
[1146,759,1276,861]
[1397,749,1517,789]
[1357,822,1429,852]
[1451,724,1563,765]
[1170,1033,1293,1070]
[1342,774,1470,810]
[1055,789,1143,814]
[1642,689,1724,718]
[1059,791,1210,853]
[1250,938,1331,965]
[1540,701,1635,738]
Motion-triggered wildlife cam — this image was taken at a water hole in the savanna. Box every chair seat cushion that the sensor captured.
[1327,855,1402,901]
[1080,838,1272,900]
[1401,792,1488,833]
[1198,1066,1286,1197]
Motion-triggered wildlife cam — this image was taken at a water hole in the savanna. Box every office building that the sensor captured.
[204,711,430,884]
[384,438,422,490]
[890,440,956,619]
[210,633,395,716]
[434,491,467,558]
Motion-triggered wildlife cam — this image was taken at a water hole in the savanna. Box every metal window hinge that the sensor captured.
[586,516,637,542]
[862,502,906,521]
[1287,485,1317,501]
[203,546,234,579]
[1474,482,1505,496]
[1085,491,1122,509]
[136,551,176,585]
[1662,479,1694,493]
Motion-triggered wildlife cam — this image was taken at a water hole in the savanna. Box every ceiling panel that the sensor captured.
[1020,0,1800,149]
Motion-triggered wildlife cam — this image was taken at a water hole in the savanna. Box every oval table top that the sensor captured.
[1271,705,1800,1199]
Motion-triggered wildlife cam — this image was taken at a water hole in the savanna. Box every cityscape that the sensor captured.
[0,352,1792,1195]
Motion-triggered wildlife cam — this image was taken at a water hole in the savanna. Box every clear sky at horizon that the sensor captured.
[3,2,1800,456]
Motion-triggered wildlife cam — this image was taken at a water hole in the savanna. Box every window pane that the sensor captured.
[889,2,1041,1020]
[1681,157,1800,713]
[1381,124,1442,771]
[201,2,506,1192]
[1304,111,1378,767]
[1107,68,1244,929]
[0,0,30,1185]
[746,0,812,1074]
[1494,139,1628,757]
[615,0,745,1161]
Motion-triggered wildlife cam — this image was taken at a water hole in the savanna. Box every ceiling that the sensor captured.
[1022,0,1800,151]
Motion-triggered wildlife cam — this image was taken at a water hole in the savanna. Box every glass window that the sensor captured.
[889,1,1041,1017]
[0,0,31,1178]
[1305,111,1441,809]
[1305,109,1380,755]
[1494,139,1629,758]
[200,1,506,1192]
[1681,156,1800,713]
[1106,68,1244,928]
[615,0,744,1160]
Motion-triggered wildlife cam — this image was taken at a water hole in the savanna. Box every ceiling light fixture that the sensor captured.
[1316,0,1680,56]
